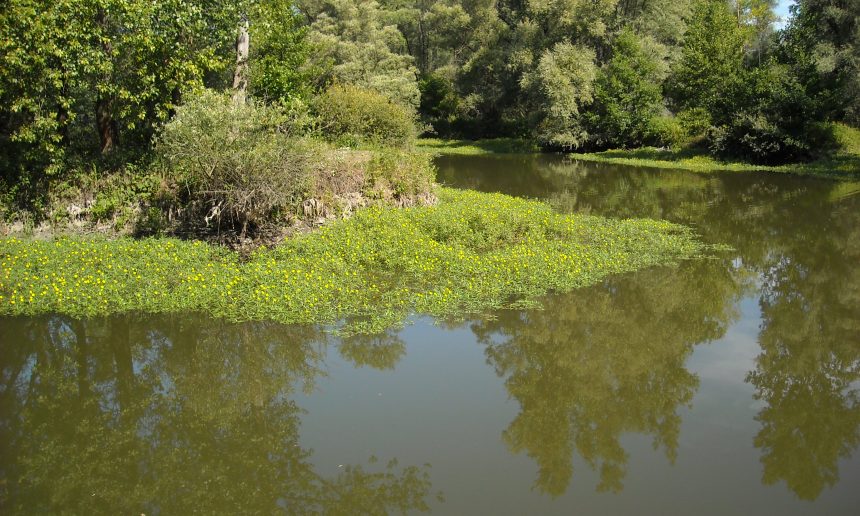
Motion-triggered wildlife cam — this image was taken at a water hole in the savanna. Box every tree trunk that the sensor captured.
[96,97,119,153]
[95,7,118,153]
[232,17,250,105]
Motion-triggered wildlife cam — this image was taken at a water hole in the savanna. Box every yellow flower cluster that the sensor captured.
[0,188,706,334]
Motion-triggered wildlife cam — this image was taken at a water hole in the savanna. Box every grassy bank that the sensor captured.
[571,124,860,179]
[568,147,860,179]
[1,188,709,334]
[419,125,860,179]
[416,138,539,155]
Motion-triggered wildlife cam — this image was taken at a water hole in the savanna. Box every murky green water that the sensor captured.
[3,155,860,514]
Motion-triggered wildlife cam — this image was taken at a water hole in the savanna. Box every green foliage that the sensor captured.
[302,0,421,107]
[587,29,664,149]
[416,138,539,155]
[0,189,708,334]
[364,150,436,197]
[832,123,860,155]
[781,0,860,124]
[644,115,688,149]
[315,84,418,147]
[521,43,597,149]
[708,62,837,164]
[155,90,316,231]
[250,0,313,102]
[677,107,713,138]
[569,143,860,179]
[667,0,747,114]
[0,0,241,205]
[418,72,464,136]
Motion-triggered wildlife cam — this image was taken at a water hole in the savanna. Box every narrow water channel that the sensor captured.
[2,155,859,514]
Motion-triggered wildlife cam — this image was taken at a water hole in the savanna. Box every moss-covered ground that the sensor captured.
[1,188,709,334]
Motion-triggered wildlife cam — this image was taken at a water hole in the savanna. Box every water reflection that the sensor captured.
[2,157,860,510]
[747,189,860,500]
[470,259,742,495]
[0,315,435,514]
[441,154,860,500]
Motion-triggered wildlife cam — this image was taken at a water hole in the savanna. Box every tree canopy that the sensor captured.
[1,0,858,202]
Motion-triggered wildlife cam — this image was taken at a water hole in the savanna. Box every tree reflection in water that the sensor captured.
[746,185,860,500]
[0,315,434,514]
[2,159,860,508]
[441,153,860,500]
[471,259,742,495]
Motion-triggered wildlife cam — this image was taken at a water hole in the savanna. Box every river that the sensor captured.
[2,154,859,514]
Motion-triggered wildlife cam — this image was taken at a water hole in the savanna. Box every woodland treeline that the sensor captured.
[1,0,858,202]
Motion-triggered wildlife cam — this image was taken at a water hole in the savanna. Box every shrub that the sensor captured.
[314,85,418,147]
[644,115,687,149]
[677,108,712,139]
[156,90,316,234]
[707,63,838,164]
[364,150,436,199]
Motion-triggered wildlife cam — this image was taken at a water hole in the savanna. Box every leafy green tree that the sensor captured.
[627,0,694,58]
[521,43,597,149]
[781,0,860,124]
[708,60,832,164]
[380,0,472,75]
[300,0,421,107]
[249,0,313,102]
[0,0,241,199]
[667,0,747,116]
[587,29,664,149]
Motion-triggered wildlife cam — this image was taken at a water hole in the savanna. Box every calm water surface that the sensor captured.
[2,155,860,514]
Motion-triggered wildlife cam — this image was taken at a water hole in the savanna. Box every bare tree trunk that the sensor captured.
[232,17,250,105]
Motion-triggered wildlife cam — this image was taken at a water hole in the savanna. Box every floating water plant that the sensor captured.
[1,188,708,334]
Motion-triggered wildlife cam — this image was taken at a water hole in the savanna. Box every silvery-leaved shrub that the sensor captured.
[155,90,318,234]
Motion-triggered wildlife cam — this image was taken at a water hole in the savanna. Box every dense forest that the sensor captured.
[1,0,858,214]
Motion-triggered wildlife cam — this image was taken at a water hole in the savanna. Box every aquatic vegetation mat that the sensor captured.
[1,189,708,334]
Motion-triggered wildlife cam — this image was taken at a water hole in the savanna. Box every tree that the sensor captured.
[0,0,240,194]
[587,29,664,149]
[667,0,747,116]
[781,0,860,124]
[299,0,421,108]
[521,43,597,149]
[249,0,312,103]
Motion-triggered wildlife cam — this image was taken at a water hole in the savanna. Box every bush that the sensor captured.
[156,90,316,234]
[314,85,418,147]
[677,108,712,139]
[644,115,687,149]
[364,150,436,199]
[707,63,837,164]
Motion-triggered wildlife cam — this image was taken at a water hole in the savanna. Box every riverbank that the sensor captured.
[0,188,709,335]
[416,138,539,155]
[419,124,860,179]
[568,147,860,179]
